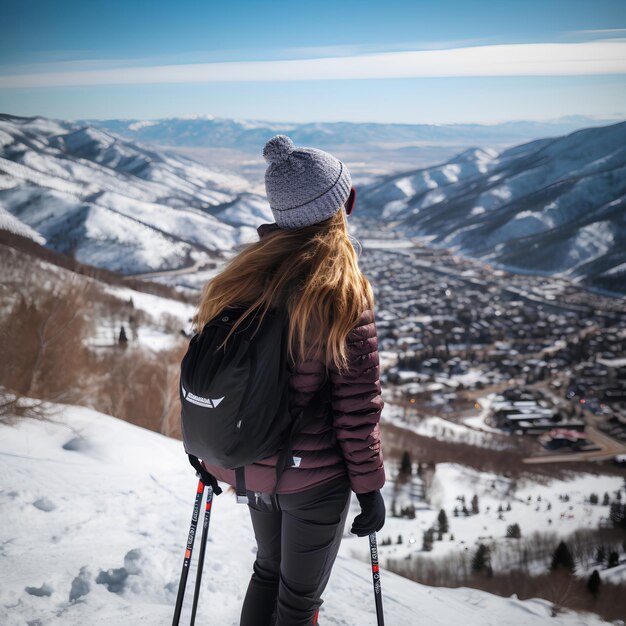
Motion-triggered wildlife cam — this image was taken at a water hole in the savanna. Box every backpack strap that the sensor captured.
[231,406,316,504]
[235,466,248,504]
[271,408,306,497]
[271,379,332,497]
[232,381,331,503]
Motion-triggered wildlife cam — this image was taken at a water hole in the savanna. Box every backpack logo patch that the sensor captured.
[181,384,225,408]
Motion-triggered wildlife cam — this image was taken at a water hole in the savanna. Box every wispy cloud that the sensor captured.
[1,40,624,89]
[280,37,496,58]
[569,28,626,34]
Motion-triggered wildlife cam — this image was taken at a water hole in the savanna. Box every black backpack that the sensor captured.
[180,304,330,502]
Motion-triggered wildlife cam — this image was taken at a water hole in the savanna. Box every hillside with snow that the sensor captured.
[0,114,272,277]
[359,121,626,294]
[0,404,616,626]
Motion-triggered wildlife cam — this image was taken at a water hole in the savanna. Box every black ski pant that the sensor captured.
[240,474,352,626]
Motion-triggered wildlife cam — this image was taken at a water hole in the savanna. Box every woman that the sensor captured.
[193,134,386,626]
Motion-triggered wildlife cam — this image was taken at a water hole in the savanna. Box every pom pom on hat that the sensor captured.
[263,134,295,165]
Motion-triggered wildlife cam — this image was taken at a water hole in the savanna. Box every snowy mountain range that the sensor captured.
[0,401,615,626]
[359,121,626,294]
[0,114,272,277]
[1,113,624,294]
[88,114,619,152]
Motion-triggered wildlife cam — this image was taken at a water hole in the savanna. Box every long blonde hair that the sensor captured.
[193,206,375,375]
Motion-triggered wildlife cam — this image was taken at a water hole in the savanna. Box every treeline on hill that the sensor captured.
[386,524,626,622]
[377,451,626,621]
[381,421,626,479]
[0,241,189,438]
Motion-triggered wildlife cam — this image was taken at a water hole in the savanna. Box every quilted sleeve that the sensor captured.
[327,308,386,493]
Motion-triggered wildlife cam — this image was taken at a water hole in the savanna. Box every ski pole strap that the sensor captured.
[188,454,223,495]
[235,466,248,504]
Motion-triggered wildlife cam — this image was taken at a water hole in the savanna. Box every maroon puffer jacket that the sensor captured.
[200,222,386,495]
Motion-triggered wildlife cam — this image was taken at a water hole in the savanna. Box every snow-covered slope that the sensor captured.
[0,206,45,243]
[0,114,273,275]
[359,122,626,293]
[0,404,614,625]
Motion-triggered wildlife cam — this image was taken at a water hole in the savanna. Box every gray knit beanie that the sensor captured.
[263,134,352,229]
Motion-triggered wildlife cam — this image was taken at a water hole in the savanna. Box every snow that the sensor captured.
[602,262,626,277]
[356,458,623,589]
[0,115,266,281]
[0,154,86,197]
[361,122,625,290]
[215,194,274,228]
[476,185,513,211]
[463,396,506,434]
[94,191,241,252]
[176,113,216,121]
[394,176,416,197]
[0,128,14,147]
[359,238,416,250]
[114,286,193,322]
[463,414,504,434]
[382,401,503,449]
[432,463,620,538]
[566,221,613,269]
[60,127,116,153]
[78,205,195,274]
[599,562,626,585]
[382,198,409,218]
[0,403,614,625]
[496,209,553,239]
[441,164,461,182]
[84,284,196,351]
[104,285,196,335]
[0,207,46,244]
[128,120,158,131]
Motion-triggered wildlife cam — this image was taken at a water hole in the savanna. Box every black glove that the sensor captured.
[350,490,385,536]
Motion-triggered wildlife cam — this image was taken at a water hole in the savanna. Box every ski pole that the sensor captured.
[369,532,385,626]
[172,478,205,626]
[190,485,214,625]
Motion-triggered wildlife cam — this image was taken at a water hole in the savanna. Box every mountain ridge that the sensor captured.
[359,121,626,294]
[0,113,272,278]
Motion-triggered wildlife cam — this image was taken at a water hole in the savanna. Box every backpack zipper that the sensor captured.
[235,342,257,433]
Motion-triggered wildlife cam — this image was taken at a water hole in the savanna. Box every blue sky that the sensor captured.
[1,0,625,124]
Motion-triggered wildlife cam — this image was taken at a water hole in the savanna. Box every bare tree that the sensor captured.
[546,570,575,617]
[0,276,94,420]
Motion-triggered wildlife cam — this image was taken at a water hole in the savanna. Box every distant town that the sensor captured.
[355,221,626,465]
